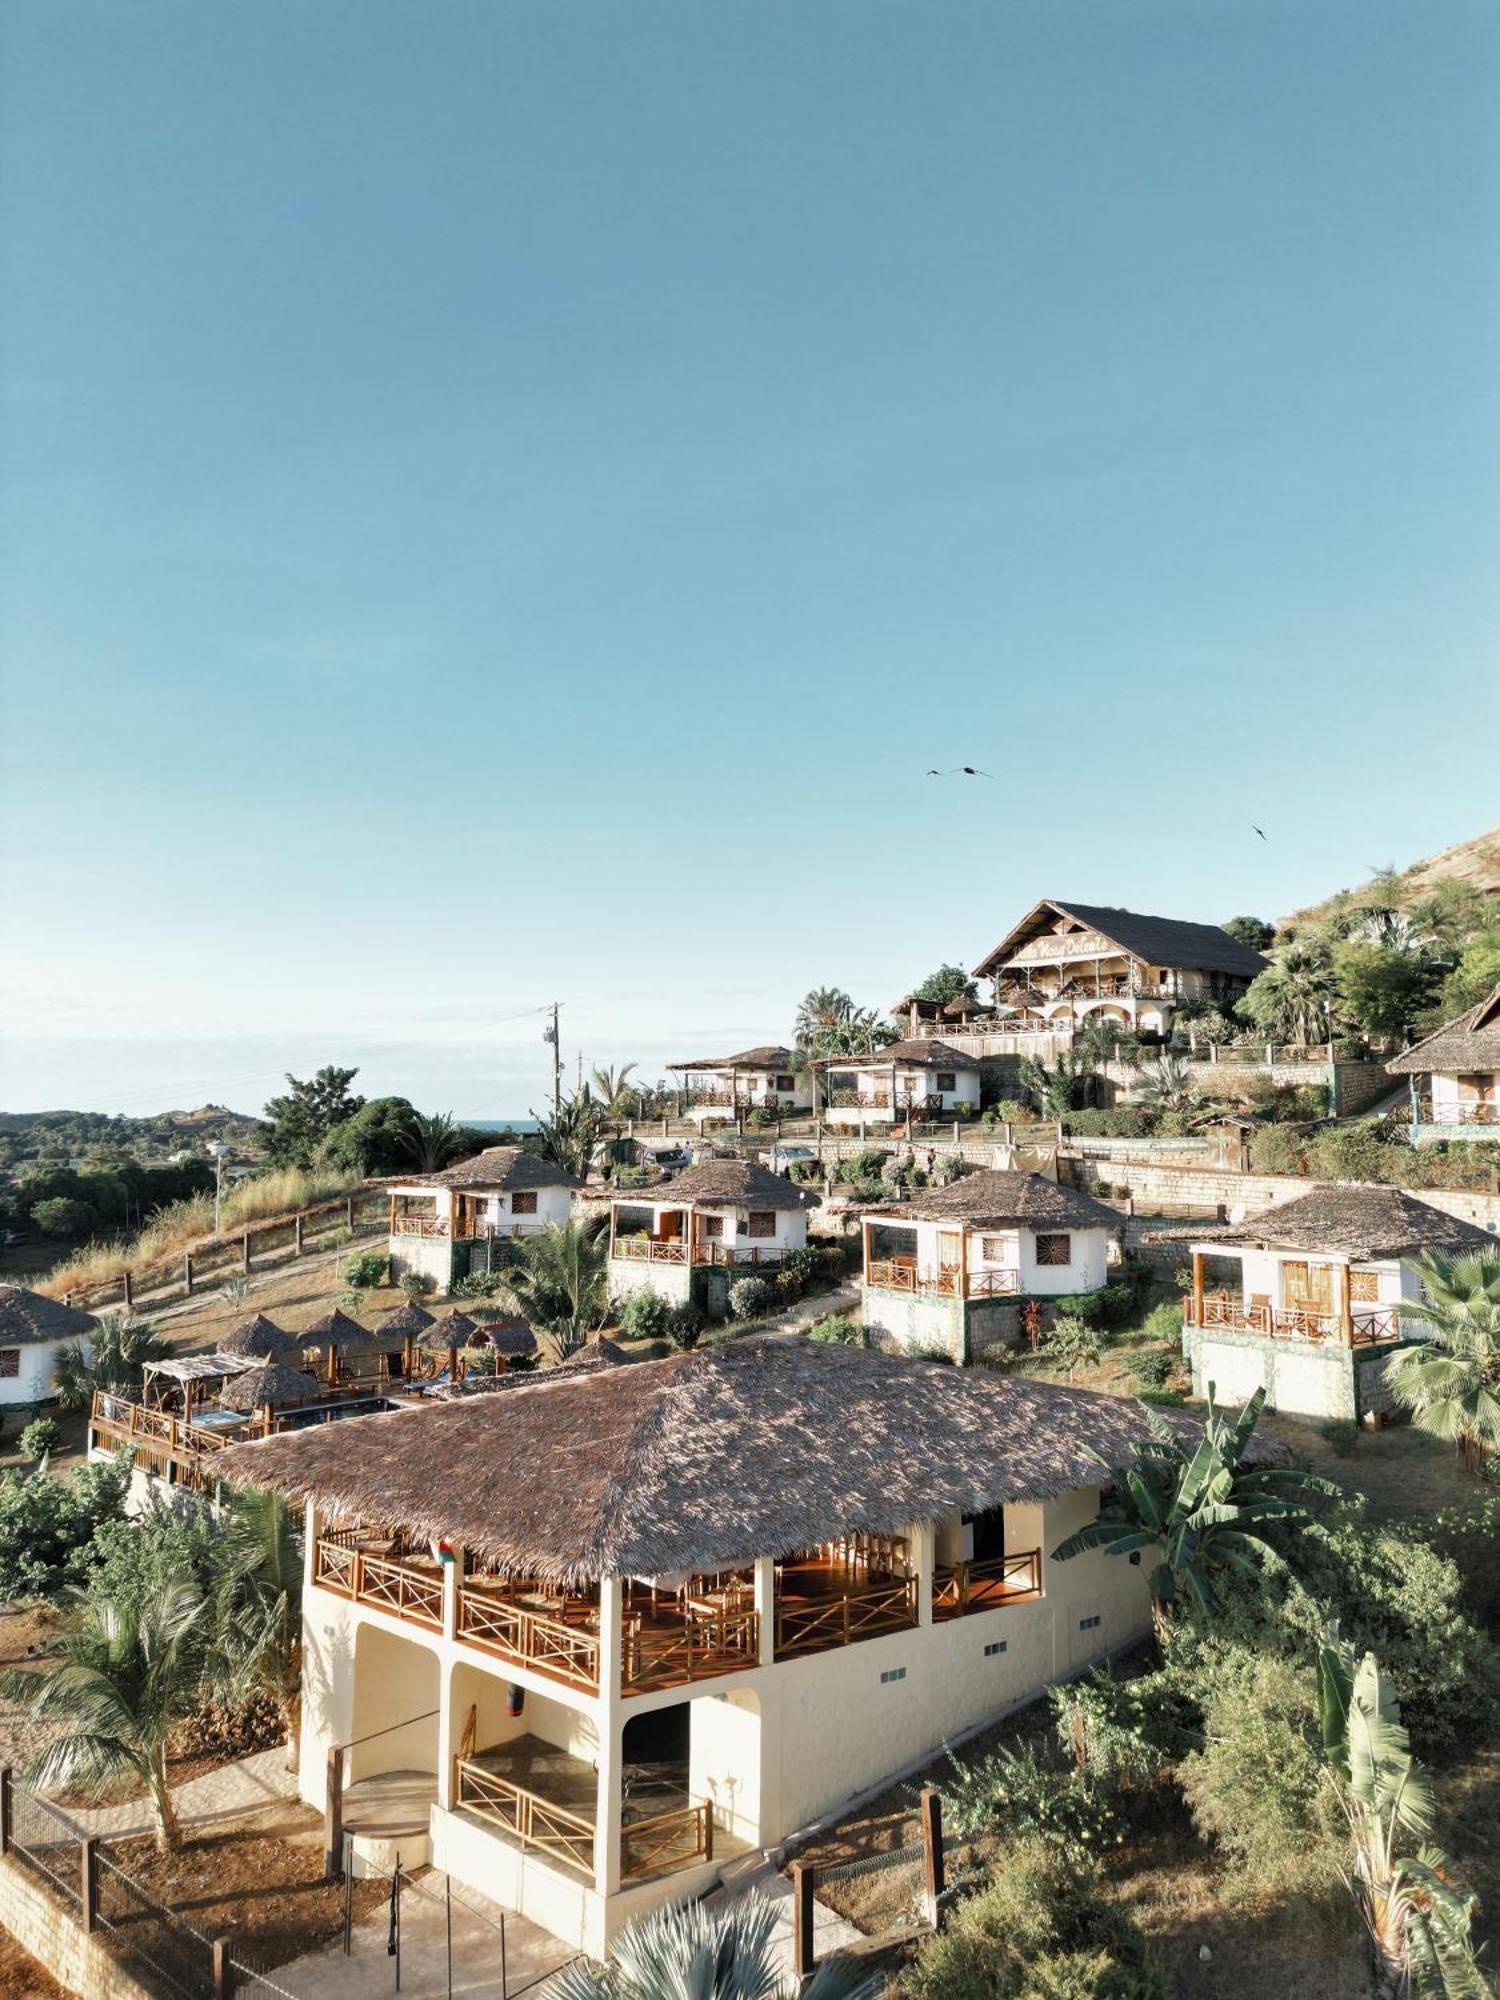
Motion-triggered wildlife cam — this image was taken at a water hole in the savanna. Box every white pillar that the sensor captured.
[594,1578,624,1900]
[303,1499,318,1592]
[436,1658,457,1811]
[914,1522,935,1630]
[753,1556,776,1669]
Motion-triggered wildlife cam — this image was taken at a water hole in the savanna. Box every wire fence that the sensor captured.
[94,1848,216,1999]
[7,1778,83,1915]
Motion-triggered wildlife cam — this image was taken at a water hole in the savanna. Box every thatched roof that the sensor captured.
[298,1308,376,1352]
[376,1302,437,1343]
[1189,1184,1497,1261]
[418,1148,582,1192]
[863,1172,1120,1232]
[218,1314,300,1360]
[0,1286,97,1348]
[974,900,1269,981]
[1387,985,1500,1077]
[623,1160,820,1212]
[474,1319,537,1359]
[669,1046,798,1073]
[814,1038,980,1071]
[417,1308,485,1350]
[554,1336,629,1374]
[218,1363,320,1412]
[215,1339,1226,1586]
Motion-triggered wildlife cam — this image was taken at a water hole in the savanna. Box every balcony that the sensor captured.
[864,1259,1020,1300]
[611,1235,689,1265]
[771,1549,917,1660]
[391,1215,449,1238]
[313,1534,445,1629]
[932,1549,1042,1619]
[1414,1099,1498,1128]
[1185,1294,1404,1349]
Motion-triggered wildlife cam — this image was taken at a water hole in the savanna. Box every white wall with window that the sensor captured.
[0,1334,87,1407]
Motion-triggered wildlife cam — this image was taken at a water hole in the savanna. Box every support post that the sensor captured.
[324,1744,344,1879]
[914,1522,935,1630]
[295,1213,305,1255]
[183,1254,195,1297]
[241,1230,252,1275]
[753,1555,776,1669]
[347,1194,356,1228]
[1339,1262,1354,1347]
[0,1767,12,1855]
[792,1860,815,1977]
[594,1578,624,1900]
[920,1784,944,1926]
[80,1835,99,1933]
[1191,1251,1204,1326]
[213,1935,234,1999]
[122,1269,134,1310]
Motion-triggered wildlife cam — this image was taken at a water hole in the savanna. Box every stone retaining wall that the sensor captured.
[0,1855,154,2000]
[1067,1159,1500,1236]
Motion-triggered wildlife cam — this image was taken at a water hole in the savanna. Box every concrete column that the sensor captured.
[913,1522,935,1629]
[303,1499,318,1593]
[436,1658,458,1812]
[443,1548,460,1642]
[753,1556,776,1668]
[593,1578,624,1900]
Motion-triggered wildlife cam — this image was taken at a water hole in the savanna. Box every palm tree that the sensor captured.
[549,1894,881,1999]
[404,1111,466,1175]
[51,1312,166,1412]
[532,1090,610,1180]
[795,986,855,1045]
[1242,939,1338,1047]
[1318,1627,1486,1998]
[1051,1387,1336,1643]
[0,1572,206,1850]
[1385,1251,1500,1474]
[591,1064,640,1120]
[214,1490,303,1759]
[505,1219,610,1361]
[1131,1054,1199,1119]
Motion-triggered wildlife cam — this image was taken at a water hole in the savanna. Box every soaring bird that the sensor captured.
[1251,824,1267,840]
[926,766,994,779]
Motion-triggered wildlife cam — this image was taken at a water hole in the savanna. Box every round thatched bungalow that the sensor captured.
[386,1147,582,1293]
[218,1313,300,1361]
[0,1285,96,1407]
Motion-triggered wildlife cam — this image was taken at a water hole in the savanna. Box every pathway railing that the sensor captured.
[453,1761,595,1876]
[932,1549,1042,1618]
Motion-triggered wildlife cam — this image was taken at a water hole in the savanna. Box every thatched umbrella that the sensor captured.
[218,1314,299,1361]
[378,1302,436,1344]
[417,1309,483,1351]
[554,1337,627,1375]
[298,1307,381,1387]
[469,1319,537,1361]
[217,1362,319,1419]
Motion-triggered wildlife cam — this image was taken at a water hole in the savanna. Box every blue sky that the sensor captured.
[1,1,1497,1118]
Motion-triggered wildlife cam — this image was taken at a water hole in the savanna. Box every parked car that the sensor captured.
[763,1143,819,1175]
[644,1145,691,1173]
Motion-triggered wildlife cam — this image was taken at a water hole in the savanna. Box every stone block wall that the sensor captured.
[0,1855,155,2000]
[1070,1159,1500,1236]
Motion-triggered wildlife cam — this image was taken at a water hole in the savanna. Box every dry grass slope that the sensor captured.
[1280,824,1500,932]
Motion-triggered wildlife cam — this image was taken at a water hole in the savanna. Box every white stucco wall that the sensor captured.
[0,1337,83,1407]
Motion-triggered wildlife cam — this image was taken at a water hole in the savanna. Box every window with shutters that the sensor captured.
[510,1192,538,1215]
[746,1211,776,1239]
[935,1072,956,1093]
[702,1215,724,1239]
[1035,1234,1071,1267]
[0,1350,19,1379]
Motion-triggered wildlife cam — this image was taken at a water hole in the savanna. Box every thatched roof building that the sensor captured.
[668,1045,799,1073]
[299,1307,376,1352]
[0,1286,97,1346]
[376,1302,437,1343]
[639,1160,820,1212]
[218,1314,300,1360]
[862,1171,1119,1231]
[475,1319,538,1359]
[216,1339,1218,1587]
[417,1308,485,1350]
[810,1038,979,1071]
[413,1147,582,1193]
[1190,1184,1495,1262]
[1387,984,1500,1077]
[218,1362,320,1413]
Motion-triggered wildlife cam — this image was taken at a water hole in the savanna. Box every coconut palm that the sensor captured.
[1051,1387,1336,1642]
[1385,1251,1500,1474]
[51,1312,166,1412]
[0,1571,206,1850]
[794,986,855,1045]
[214,1489,303,1757]
[1318,1626,1486,1998]
[1241,939,1338,1046]
[404,1111,466,1175]
[533,1089,610,1180]
[591,1064,640,1119]
[505,1218,610,1361]
[548,1893,881,1998]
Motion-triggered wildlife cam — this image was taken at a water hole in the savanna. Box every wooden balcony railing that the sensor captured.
[457,1585,600,1692]
[454,1761,595,1876]
[696,1243,785,1269]
[611,1236,689,1265]
[865,1261,1020,1300]
[391,1216,448,1237]
[932,1549,1042,1619]
[621,1801,713,1882]
[1185,1297,1405,1348]
[968,1268,1022,1298]
[623,1602,759,1695]
[1415,1099,1498,1127]
[312,1539,444,1630]
[773,1574,918,1660]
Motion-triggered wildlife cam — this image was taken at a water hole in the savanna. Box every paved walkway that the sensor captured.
[709,1851,864,1985]
[62,1746,300,1841]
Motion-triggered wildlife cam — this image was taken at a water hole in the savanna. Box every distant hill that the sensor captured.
[1280,826,1500,934]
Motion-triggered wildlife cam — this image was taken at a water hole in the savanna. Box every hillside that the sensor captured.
[1279,825,1500,934]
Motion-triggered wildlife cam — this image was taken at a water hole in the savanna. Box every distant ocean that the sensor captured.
[463,1118,542,1134]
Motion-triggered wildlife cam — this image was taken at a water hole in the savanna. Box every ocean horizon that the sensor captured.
[463,1117,542,1133]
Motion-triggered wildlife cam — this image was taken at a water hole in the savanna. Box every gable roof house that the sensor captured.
[971,900,1268,1040]
[215,1338,1199,1957]
[667,1046,813,1122]
[854,1173,1123,1362]
[0,1285,95,1407]
[813,1038,982,1129]
[385,1147,581,1291]
[1387,984,1500,1142]
[608,1160,820,1317]
[1178,1182,1497,1419]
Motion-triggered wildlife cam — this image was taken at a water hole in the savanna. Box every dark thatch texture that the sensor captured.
[216,1338,1227,1585]
[637,1160,820,1211]
[814,1038,980,1071]
[1386,985,1500,1076]
[298,1308,376,1352]
[1190,1184,1497,1261]
[554,1336,628,1374]
[376,1303,437,1343]
[475,1319,538,1359]
[417,1308,484,1350]
[973,899,1269,981]
[863,1172,1121,1232]
[0,1286,97,1347]
[414,1148,582,1192]
[218,1363,319,1413]
[669,1045,799,1073]
[218,1314,300,1361]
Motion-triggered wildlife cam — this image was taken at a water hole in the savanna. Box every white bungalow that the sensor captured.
[856,1173,1121,1363]
[815,1039,981,1128]
[387,1148,582,1291]
[1388,983,1500,1143]
[216,1340,1182,1959]
[1180,1182,1497,1420]
[0,1285,95,1408]
[971,900,1267,1039]
[667,1046,813,1123]
[607,1161,819,1317]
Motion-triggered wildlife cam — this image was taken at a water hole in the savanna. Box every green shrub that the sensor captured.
[1064,1284,1137,1330]
[776,1245,827,1297]
[453,1269,512,1300]
[1141,1300,1185,1343]
[1120,1347,1174,1389]
[30,1196,99,1238]
[342,1248,388,1289]
[620,1290,674,1341]
[0,1454,131,1600]
[1318,1417,1360,1455]
[907,1342,956,1365]
[727,1276,773,1319]
[838,1149,891,1185]
[667,1301,704,1351]
[990,1100,1032,1124]
[1247,1125,1309,1175]
[746,1105,777,1128]
[804,1315,866,1346]
[1059,1109,1149,1139]
[397,1269,436,1303]
[1043,1317,1102,1379]
[1048,1679,1170,1793]
[1137,1386,1185,1407]
[19,1417,62,1461]
[611,1164,655,1189]
[943,1743,1124,1869]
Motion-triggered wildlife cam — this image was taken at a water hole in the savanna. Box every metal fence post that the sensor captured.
[324,1744,344,1879]
[80,1835,99,1934]
[791,1859,815,1977]
[0,1767,12,1856]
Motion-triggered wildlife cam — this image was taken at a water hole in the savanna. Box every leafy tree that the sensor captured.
[1043,1315,1102,1380]
[1333,941,1439,1044]
[402,1110,468,1175]
[1018,1049,1094,1118]
[30,1195,99,1238]
[1240,938,1338,1046]
[504,1219,610,1359]
[531,1088,609,1180]
[262,1065,364,1168]
[1385,1251,1500,1473]
[551,1894,879,1999]
[1432,933,1500,1020]
[0,1457,131,1601]
[794,986,856,1044]
[1318,1628,1486,1998]
[0,1571,207,1850]
[912,964,978,1005]
[1051,1388,1336,1643]
[1222,916,1275,951]
[52,1313,166,1411]
[802,1007,897,1061]
[320,1095,420,1175]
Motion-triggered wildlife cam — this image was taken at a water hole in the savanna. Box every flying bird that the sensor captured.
[926,766,994,779]
[1251,825,1267,840]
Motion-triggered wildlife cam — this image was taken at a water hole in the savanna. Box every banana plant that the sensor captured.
[1318,1626,1487,1998]
[1050,1386,1337,1642]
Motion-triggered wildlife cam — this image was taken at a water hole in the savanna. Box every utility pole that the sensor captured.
[542,1003,563,1116]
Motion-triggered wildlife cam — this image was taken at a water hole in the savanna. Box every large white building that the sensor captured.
[0,1285,95,1408]
[814,1038,982,1127]
[218,1341,1175,1958]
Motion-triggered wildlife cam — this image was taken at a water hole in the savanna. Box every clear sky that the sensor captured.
[1,1,1497,1120]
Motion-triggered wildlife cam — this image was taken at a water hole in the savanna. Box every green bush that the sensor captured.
[1141,1301,1185,1343]
[1047,1678,1170,1793]
[1247,1125,1309,1175]
[989,1100,1032,1125]
[666,1301,704,1351]
[727,1276,773,1319]
[620,1290,674,1341]
[453,1269,512,1300]
[30,1196,100,1238]
[804,1315,865,1346]
[943,1743,1124,1869]
[397,1269,436,1302]
[1120,1347,1174,1389]
[19,1417,61,1461]
[1059,1109,1150,1139]
[1043,1317,1102,1378]
[776,1245,827,1297]
[1137,1387,1185,1407]
[837,1149,891,1185]
[1318,1417,1360,1455]
[0,1454,131,1600]
[342,1248,388,1289]
[1064,1284,1138,1330]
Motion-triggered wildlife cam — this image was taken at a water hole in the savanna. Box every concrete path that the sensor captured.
[63,1746,300,1841]
[268,1868,578,1999]
[708,1851,864,1986]
[759,1283,861,1340]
